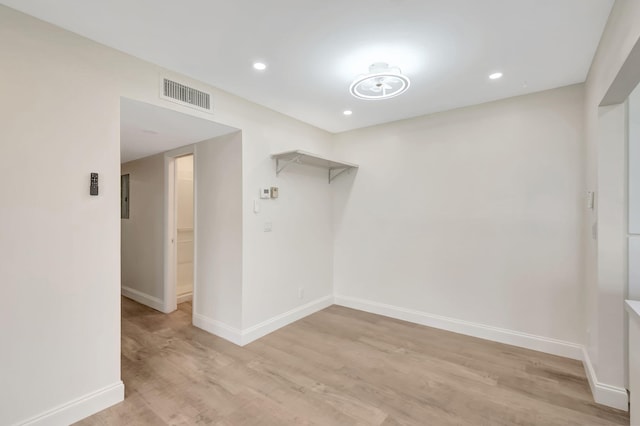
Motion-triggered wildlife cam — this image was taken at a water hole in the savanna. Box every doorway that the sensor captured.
[175,154,194,305]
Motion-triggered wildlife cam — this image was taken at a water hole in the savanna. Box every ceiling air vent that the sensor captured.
[161,78,212,112]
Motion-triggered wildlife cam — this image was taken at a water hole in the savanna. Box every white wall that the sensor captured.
[628,87,640,302]
[121,154,165,308]
[242,130,335,330]
[595,103,627,390]
[583,0,640,408]
[194,133,243,330]
[0,8,123,425]
[0,5,334,424]
[333,85,585,348]
[630,87,640,237]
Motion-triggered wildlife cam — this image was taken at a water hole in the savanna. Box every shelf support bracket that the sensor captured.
[276,155,302,176]
[329,167,349,183]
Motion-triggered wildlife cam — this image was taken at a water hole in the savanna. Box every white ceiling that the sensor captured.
[120,98,237,163]
[2,0,614,133]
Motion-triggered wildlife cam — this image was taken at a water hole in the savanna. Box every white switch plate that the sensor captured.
[260,187,271,199]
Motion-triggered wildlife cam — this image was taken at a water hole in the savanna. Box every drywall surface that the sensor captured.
[0,5,333,424]
[630,88,640,301]
[332,85,585,345]
[0,8,122,425]
[195,133,243,329]
[595,103,627,389]
[583,0,640,395]
[239,122,335,329]
[630,88,640,236]
[121,154,165,302]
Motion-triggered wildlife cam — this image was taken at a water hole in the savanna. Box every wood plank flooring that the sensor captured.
[76,297,629,425]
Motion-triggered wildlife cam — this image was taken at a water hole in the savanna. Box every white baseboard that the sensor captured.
[241,295,334,345]
[193,295,333,347]
[335,295,631,410]
[334,295,583,360]
[177,292,193,304]
[582,347,629,411]
[122,286,164,312]
[193,313,244,346]
[17,381,124,426]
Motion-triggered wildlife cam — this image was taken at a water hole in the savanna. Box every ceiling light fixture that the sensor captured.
[489,72,503,80]
[343,110,353,116]
[253,62,267,71]
[350,62,410,100]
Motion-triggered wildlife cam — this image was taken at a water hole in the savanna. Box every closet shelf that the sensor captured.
[271,150,358,183]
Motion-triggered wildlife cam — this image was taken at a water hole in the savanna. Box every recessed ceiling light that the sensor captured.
[489,72,503,80]
[343,110,353,116]
[253,62,267,71]
[350,62,410,100]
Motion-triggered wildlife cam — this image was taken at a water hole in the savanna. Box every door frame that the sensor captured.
[163,145,197,314]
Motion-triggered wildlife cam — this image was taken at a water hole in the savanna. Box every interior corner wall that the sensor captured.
[332,85,585,347]
[583,0,640,394]
[121,154,165,309]
[240,115,335,331]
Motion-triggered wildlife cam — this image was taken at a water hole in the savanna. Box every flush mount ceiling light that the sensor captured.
[343,110,353,116]
[350,62,410,100]
[253,62,267,71]
[489,72,503,80]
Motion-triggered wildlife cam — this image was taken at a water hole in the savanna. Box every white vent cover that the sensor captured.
[161,78,212,112]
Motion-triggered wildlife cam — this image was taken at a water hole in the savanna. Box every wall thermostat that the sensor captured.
[260,187,271,199]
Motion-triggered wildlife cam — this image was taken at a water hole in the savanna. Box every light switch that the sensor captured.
[270,187,279,199]
[260,187,270,199]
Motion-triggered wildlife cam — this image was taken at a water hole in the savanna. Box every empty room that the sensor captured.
[2,1,640,425]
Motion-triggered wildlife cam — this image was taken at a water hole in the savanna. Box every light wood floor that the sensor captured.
[76,297,629,425]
